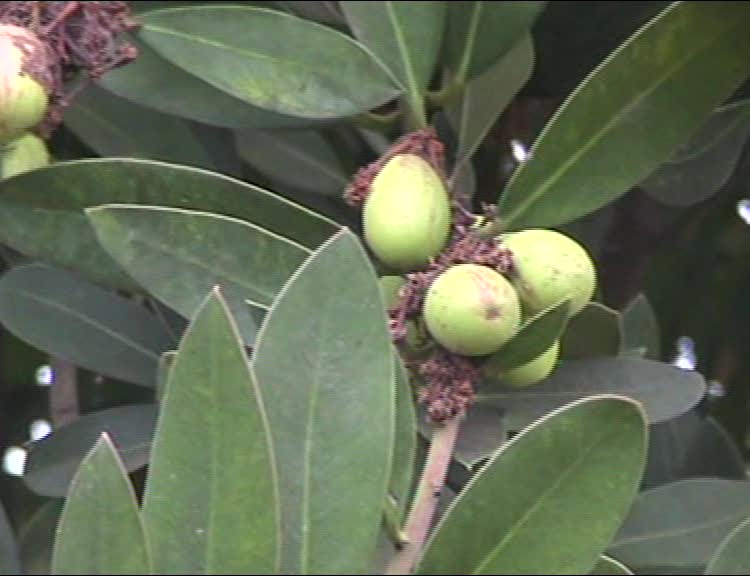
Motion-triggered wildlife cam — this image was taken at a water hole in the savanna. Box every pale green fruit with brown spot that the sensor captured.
[1,132,49,179]
[364,154,451,272]
[0,26,50,144]
[502,340,560,387]
[424,264,521,356]
[502,229,596,316]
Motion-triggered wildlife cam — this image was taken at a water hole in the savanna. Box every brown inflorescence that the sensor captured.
[347,128,517,422]
[418,348,478,422]
[0,1,139,136]
[344,127,447,208]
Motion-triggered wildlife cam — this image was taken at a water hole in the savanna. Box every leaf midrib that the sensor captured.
[142,23,385,93]
[13,289,160,361]
[473,425,634,573]
[503,5,743,224]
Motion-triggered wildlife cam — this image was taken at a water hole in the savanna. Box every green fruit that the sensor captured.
[502,229,596,315]
[1,132,50,179]
[424,264,521,356]
[364,154,451,271]
[502,340,560,387]
[0,26,50,144]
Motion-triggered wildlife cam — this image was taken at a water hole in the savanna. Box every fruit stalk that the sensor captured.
[386,415,461,575]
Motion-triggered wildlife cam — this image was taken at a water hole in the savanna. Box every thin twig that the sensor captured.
[386,415,462,575]
[49,357,78,428]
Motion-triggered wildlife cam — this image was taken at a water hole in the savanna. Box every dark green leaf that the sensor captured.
[278,1,347,28]
[64,83,217,169]
[99,33,315,129]
[18,500,63,576]
[706,515,750,575]
[610,479,750,568]
[591,556,633,575]
[642,100,750,206]
[252,230,393,573]
[0,501,20,575]
[642,411,745,490]
[418,396,647,574]
[448,34,534,175]
[24,405,157,498]
[500,2,750,229]
[235,128,347,195]
[52,434,151,575]
[561,302,623,359]
[341,1,445,125]
[445,1,544,82]
[0,159,337,290]
[138,6,400,118]
[622,293,661,360]
[0,264,173,387]
[483,299,570,378]
[477,357,705,429]
[143,289,278,574]
[391,351,416,520]
[87,204,310,345]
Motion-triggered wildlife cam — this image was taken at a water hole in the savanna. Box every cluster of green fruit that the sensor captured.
[367,153,596,388]
[0,24,51,179]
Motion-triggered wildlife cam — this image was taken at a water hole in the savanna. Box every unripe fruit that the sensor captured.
[424,264,521,356]
[1,133,50,179]
[502,340,560,388]
[0,26,50,144]
[363,154,451,272]
[502,229,596,315]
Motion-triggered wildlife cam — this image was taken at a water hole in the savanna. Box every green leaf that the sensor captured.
[52,434,151,575]
[706,515,750,575]
[0,159,337,290]
[18,500,63,576]
[138,6,400,118]
[156,350,177,404]
[448,34,534,176]
[609,479,750,569]
[252,229,394,574]
[477,357,705,429]
[235,128,348,195]
[391,351,417,520]
[0,501,20,575]
[143,289,278,574]
[561,302,623,359]
[622,294,661,360]
[483,299,571,378]
[500,2,750,229]
[592,556,633,575]
[0,264,173,387]
[444,1,544,82]
[340,1,445,125]
[99,33,315,129]
[418,396,647,574]
[643,411,745,490]
[24,405,157,498]
[64,83,218,170]
[87,204,310,345]
[642,100,750,206]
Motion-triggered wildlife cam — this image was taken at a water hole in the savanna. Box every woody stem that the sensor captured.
[385,415,462,575]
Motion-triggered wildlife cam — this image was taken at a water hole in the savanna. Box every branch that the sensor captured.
[386,415,462,575]
[49,357,78,428]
